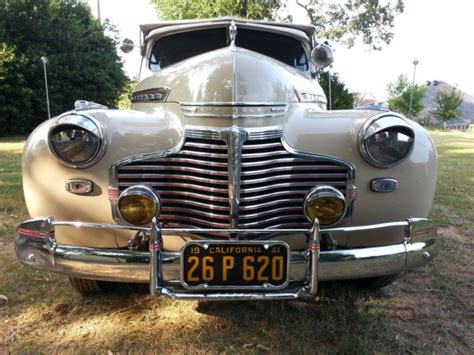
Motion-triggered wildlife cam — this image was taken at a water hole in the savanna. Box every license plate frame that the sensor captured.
[180,240,291,290]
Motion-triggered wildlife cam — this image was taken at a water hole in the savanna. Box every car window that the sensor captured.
[236,28,308,71]
[150,28,228,71]
[149,27,308,72]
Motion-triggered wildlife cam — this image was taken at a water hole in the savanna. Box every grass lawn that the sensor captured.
[0,131,472,353]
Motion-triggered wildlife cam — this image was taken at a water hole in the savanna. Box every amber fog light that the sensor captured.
[118,186,160,225]
[304,186,346,226]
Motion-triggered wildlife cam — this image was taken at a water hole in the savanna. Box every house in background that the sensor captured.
[422,80,473,130]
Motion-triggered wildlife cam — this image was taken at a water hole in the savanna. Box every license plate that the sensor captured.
[181,241,290,289]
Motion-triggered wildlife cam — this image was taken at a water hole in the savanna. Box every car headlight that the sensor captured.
[49,113,104,168]
[304,186,346,226]
[359,114,415,168]
[118,186,161,225]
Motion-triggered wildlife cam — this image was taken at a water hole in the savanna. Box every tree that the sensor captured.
[0,0,128,137]
[295,0,405,50]
[319,71,354,110]
[150,0,405,50]
[387,74,427,118]
[434,87,463,129]
[150,0,282,20]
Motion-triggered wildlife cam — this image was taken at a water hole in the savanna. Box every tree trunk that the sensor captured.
[443,121,447,130]
[239,0,248,18]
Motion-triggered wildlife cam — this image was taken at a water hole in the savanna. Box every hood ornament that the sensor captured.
[229,20,237,46]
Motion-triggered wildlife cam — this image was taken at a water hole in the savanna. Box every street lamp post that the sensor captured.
[40,56,51,119]
[408,59,419,118]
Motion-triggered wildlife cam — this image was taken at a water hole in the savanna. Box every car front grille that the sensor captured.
[116,136,350,238]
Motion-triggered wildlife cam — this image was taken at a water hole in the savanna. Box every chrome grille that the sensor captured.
[115,135,349,238]
[239,138,348,230]
[117,138,231,234]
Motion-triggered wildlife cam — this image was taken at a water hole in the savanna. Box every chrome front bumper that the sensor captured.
[15,217,437,300]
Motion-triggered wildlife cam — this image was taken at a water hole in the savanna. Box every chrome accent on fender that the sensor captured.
[370,178,399,193]
[74,100,108,111]
[65,179,93,194]
[48,112,107,169]
[303,186,346,226]
[15,217,437,300]
[131,87,170,103]
[358,112,415,169]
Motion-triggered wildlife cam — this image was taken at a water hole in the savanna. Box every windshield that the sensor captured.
[149,27,308,72]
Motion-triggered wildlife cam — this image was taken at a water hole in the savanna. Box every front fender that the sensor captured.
[22,105,184,247]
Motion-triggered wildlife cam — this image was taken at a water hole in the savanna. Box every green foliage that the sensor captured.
[387,74,427,117]
[117,79,138,110]
[319,71,354,110]
[150,1,405,50]
[150,0,281,20]
[0,0,128,137]
[295,0,405,49]
[434,87,463,122]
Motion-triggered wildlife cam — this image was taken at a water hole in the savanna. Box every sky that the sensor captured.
[87,0,474,101]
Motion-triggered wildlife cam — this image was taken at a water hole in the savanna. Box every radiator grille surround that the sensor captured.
[113,130,354,238]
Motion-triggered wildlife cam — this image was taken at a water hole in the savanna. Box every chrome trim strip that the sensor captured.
[119,165,229,176]
[118,182,229,194]
[50,219,412,234]
[180,102,288,107]
[181,105,288,119]
[117,174,229,186]
[162,199,229,211]
[162,207,229,220]
[221,128,247,233]
[240,173,347,185]
[241,165,347,176]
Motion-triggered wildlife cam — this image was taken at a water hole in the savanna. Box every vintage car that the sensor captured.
[15,18,438,300]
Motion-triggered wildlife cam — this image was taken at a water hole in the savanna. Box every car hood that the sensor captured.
[134,46,325,105]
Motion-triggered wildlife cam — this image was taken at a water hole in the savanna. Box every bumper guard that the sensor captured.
[15,217,437,300]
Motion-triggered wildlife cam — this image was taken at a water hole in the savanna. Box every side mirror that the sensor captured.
[120,38,135,54]
[311,43,334,69]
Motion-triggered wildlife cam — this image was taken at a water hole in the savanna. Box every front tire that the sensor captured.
[69,277,104,295]
[354,274,399,290]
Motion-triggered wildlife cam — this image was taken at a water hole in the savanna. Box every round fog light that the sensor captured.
[118,186,160,225]
[304,186,346,226]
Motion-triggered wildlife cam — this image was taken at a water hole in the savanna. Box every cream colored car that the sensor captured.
[16,18,437,299]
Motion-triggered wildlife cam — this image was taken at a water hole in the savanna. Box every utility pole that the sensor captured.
[408,59,419,118]
[97,0,101,25]
[40,56,51,119]
[328,68,332,110]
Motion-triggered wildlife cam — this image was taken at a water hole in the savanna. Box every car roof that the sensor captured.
[140,17,316,39]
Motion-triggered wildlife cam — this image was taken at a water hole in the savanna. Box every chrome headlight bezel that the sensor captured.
[359,113,415,169]
[48,113,106,169]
